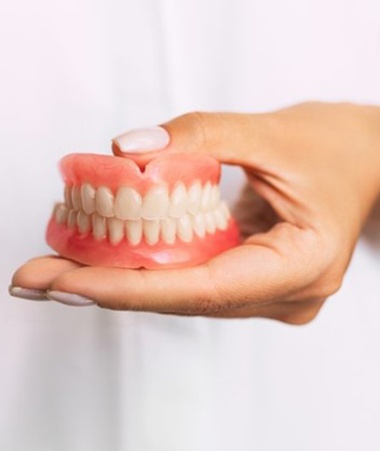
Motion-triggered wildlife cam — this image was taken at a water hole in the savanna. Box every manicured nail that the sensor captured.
[112,126,170,154]
[47,290,96,307]
[9,286,48,301]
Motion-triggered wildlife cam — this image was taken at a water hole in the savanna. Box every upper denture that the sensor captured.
[60,153,220,192]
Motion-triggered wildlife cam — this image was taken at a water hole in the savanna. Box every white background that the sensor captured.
[1,1,380,450]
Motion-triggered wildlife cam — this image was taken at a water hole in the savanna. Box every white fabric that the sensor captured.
[1,1,380,450]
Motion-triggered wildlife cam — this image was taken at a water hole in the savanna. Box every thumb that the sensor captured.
[112,112,272,168]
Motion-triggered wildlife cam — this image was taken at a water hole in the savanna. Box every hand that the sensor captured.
[10,102,380,324]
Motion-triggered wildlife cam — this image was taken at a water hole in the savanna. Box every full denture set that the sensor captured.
[46,153,239,268]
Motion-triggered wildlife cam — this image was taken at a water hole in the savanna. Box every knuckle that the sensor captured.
[308,232,347,299]
[178,111,216,147]
[277,299,326,326]
[280,308,319,326]
[318,276,343,299]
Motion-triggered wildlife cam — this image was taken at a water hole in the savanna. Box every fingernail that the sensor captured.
[112,126,170,154]
[9,286,48,301]
[47,290,96,307]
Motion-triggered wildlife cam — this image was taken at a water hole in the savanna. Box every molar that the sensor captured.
[142,186,169,220]
[126,219,143,246]
[55,204,69,225]
[219,201,231,220]
[192,213,206,238]
[96,186,114,218]
[187,181,202,214]
[177,214,193,242]
[201,182,212,212]
[114,187,142,220]
[143,219,160,245]
[210,185,220,209]
[168,183,188,218]
[71,186,82,212]
[64,185,73,209]
[205,211,216,234]
[92,213,107,239]
[81,183,96,215]
[77,211,91,234]
[108,218,125,245]
[214,205,228,231]
[67,210,78,229]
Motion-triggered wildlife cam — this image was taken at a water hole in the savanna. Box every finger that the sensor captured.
[111,112,276,170]
[111,112,302,227]
[205,298,326,324]
[47,224,320,313]
[11,256,82,292]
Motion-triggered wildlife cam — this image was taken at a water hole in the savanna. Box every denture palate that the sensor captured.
[54,181,231,246]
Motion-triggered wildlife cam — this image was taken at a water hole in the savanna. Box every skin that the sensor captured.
[11,102,380,324]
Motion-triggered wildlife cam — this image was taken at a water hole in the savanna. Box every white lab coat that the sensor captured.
[1,1,380,450]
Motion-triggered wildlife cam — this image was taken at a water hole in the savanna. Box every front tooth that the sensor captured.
[64,185,73,208]
[92,213,107,239]
[77,211,91,234]
[67,210,77,228]
[126,219,143,246]
[210,185,220,209]
[114,187,142,220]
[192,213,206,238]
[168,183,188,218]
[214,207,228,230]
[96,187,114,217]
[161,217,176,244]
[205,211,216,234]
[143,219,160,245]
[142,186,169,219]
[71,186,82,212]
[187,181,202,214]
[81,183,96,215]
[201,182,212,212]
[177,214,193,242]
[55,204,68,224]
[108,218,124,245]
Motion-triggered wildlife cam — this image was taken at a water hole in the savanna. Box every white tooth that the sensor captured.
[168,183,188,218]
[205,211,216,234]
[192,213,206,239]
[143,219,160,245]
[187,181,202,214]
[55,204,68,225]
[64,185,73,208]
[219,200,231,220]
[142,186,169,219]
[201,182,212,212]
[210,185,220,209]
[77,211,91,234]
[92,213,107,239]
[177,214,193,243]
[71,186,82,212]
[114,187,142,220]
[67,210,77,228]
[96,186,114,217]
[108,218,124,245]
[161,218,176,244]
[214,207,228,231]
[126,219,143,246]
[81,183,96,215]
